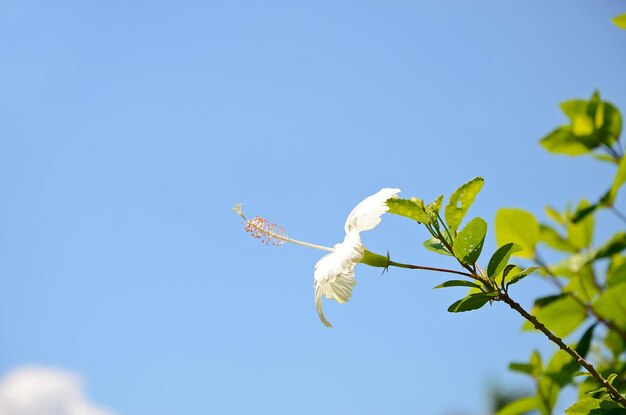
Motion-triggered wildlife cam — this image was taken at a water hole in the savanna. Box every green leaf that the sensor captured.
[502,264,517,279]
[447,292,495,313]
[565,397,626,414]
[541,92,622,157]
[452,217,487,265]
[538,350,568,414]
[433,280,482,289]
[608,156,626,205]
[606,329,625,357]
[427,195,444,215]
[444,177,484,232]
[594,283,626,328]
[499,264,520,287]
[487,243,522,279]
[545,324,595,387]
[539,223,576,252]
[593,153,618,164]
[545,206,566,225]
[495,396,537,415]
[594,232,626,260]
[561,99,588,120]
[571,203,599,224]
[529,350,543,377]
[584,386,608,396]
[563,264,600,302]
[548,251,596,278]
[523,295,586,338]
[613,13,626,29]
[495,208,540,258]
[600,101,622,146]
[423,236,453,256]
[387,198,430,224]
[607,257,626,287]
[540,126,593,155]
[506,267,538,287]
[508,363,534,376]
[567,200,594,249]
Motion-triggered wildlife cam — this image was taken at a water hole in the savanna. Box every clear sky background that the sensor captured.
[1,1,625,414]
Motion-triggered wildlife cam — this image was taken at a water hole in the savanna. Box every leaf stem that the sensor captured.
[388,260,474,278]
[604,144,622,162]
[436,212,454,244]
[434,229,480,277]
[499,292,626,407]
[610,206,626,225]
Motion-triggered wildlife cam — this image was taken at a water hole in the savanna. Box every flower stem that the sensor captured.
[500,292,626,407]
[388,261,473,278]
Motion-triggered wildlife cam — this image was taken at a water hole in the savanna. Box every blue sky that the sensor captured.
[1,1,625,414]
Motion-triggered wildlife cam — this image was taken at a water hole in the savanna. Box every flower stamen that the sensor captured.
[246,216,288,246]
[233,203,333,252]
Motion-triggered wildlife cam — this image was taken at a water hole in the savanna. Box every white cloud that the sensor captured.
[0,366,115,415]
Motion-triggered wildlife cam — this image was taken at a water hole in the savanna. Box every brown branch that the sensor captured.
[500,292,626,407]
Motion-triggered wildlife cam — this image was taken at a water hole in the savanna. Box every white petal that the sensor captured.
[344,188,401,234]
[313,233,364,327]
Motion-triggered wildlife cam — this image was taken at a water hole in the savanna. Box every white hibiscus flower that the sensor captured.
[234,188,400,327]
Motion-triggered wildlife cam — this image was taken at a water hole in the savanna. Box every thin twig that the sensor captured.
[604,144,622,162]
[610,206,626,225]
[500,292,626,407]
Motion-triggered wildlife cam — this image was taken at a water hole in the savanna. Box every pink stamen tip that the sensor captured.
[245,216,288,246]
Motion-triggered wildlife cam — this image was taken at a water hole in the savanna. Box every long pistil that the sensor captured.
[233,204,334,252]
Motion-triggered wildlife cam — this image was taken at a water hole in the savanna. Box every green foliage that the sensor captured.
[447,292,497,313]
[452,217,487,265]
[594,232,626,259]
[423,236,453,256]
[539,223,576,252]
[427,194,444,216]
[387,198,431,224]
[505,267,537,288]
[565,397,626,414]
[607,257,626,286]
[544,325,594,387]
[495,396,537,415]
[487,243,522,279]
[567,200,595,249]
[613,14,626,29]
[495,209,540,258]
[593,283,626,328]
[444,177,484,232]
[433,280,482,289]
[608,156,626,204]
[523,295,586,338]
[540,91,622,159]
[509,351,542,379]
[386,89,626,412]
[495,91,626,413]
